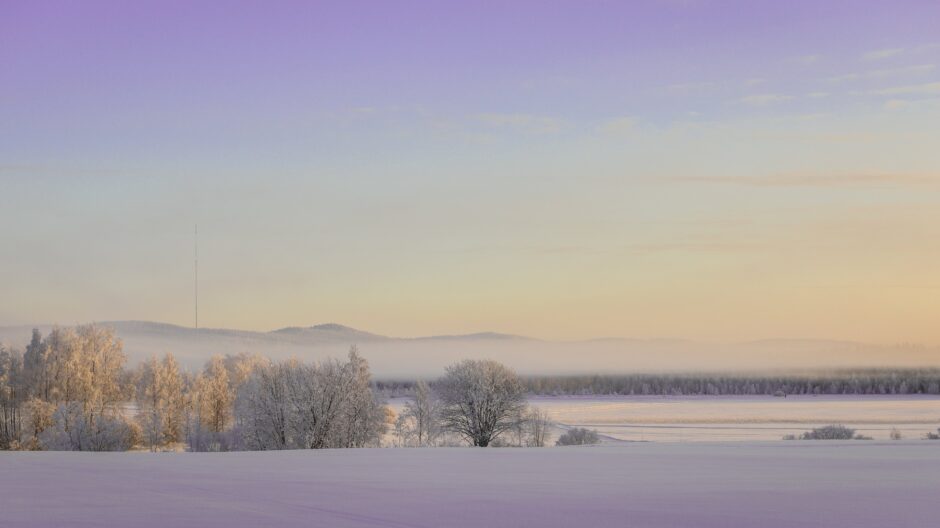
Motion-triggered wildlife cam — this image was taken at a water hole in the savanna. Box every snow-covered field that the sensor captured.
[532,395,940,442]
[3,442,939,527]
[386,395,940,442]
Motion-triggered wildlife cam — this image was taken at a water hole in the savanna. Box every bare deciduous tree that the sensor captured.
[524,407,553,447]
[437,359,526,447]
[397,380,441,447]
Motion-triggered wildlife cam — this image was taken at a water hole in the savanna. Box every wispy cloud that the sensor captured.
[789,54,822,65]
[740,94,793,106]
[882,97,940,110]
[672,173,940,188]
[666,81,718,95]
[862,48,905,61]
[883,99,911,110]
[598,117,635,136]
[870,81,940,96]
[624,237,759,255]
[825,64,934,83]
[476,113,562,134]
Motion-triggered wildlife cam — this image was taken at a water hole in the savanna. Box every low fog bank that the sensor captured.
[1,321,937,377]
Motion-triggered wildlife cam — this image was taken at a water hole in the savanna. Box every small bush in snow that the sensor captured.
[925,429,940,440]
[555,427,600,446]
[797,425,870,440]
[889,428,902,440]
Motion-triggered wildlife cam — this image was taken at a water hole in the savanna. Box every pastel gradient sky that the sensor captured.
[2,1,940,342]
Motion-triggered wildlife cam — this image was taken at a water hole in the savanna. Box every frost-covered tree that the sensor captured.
[0,345,26,448]
[397,380,441,447]
[234,360,291,450]
[336,347,387,448]
[136,353,186,450]
[234,348,386,450]
[196,355,233,433]
[19,397,54,450]
[23,327,78,405]
[38,326,135,451]
[437,359,527,447]
[524,407,553,447]
[41,402,137,451]
[224,353,268,387]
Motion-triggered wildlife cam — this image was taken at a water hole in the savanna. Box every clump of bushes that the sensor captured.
[784,425,872,440]
[555,427,600,446]
[925,428,940,440]
[890,428,902,440]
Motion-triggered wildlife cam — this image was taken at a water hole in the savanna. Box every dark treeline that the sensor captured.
[377,369,940,397]
[524,370,940,396]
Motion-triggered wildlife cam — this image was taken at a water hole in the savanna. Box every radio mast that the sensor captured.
[194,224,198,330]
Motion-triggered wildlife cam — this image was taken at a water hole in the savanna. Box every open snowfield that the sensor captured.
[530,395,940,442]
[3,442,939,527]
[387,395,940,442]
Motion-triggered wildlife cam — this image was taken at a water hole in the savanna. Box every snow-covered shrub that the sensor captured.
[925,429,940,440]
[798,425,865,440]
[555,427,600,446]
[890,428,902,440]
[41,402,136,451]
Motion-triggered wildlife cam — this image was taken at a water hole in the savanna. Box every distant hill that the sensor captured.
[1,321,938,377]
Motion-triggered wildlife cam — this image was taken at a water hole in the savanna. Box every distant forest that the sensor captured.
[376,369,940,397]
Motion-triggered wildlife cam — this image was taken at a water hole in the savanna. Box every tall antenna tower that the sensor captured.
[194,224,198,330]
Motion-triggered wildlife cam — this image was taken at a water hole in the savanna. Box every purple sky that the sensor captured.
[2,1,940,342]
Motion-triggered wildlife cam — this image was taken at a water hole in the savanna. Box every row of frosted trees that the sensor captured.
[1,326,552,451]
[0,326,389,451]
[0,326,132,451]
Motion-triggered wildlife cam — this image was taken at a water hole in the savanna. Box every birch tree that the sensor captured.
[398,380,441,446]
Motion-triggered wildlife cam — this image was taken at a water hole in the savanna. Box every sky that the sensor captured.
[2,1,940,344]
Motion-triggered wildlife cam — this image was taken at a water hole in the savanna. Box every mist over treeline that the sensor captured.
[377,369,940,397]
[5,321,940,377]
[6,325,940,452]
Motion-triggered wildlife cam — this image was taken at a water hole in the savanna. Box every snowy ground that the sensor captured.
[387,395,940,442]
[3,442,939,527]
[535,395,940,442]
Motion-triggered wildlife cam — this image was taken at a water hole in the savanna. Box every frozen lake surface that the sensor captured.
[527,395,940,442]
[3,442,939,527]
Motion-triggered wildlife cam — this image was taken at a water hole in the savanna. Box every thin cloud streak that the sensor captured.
[671,173,940,188]
[862,47,905,61]
[870,82,940,95]
[740,94,794,106]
